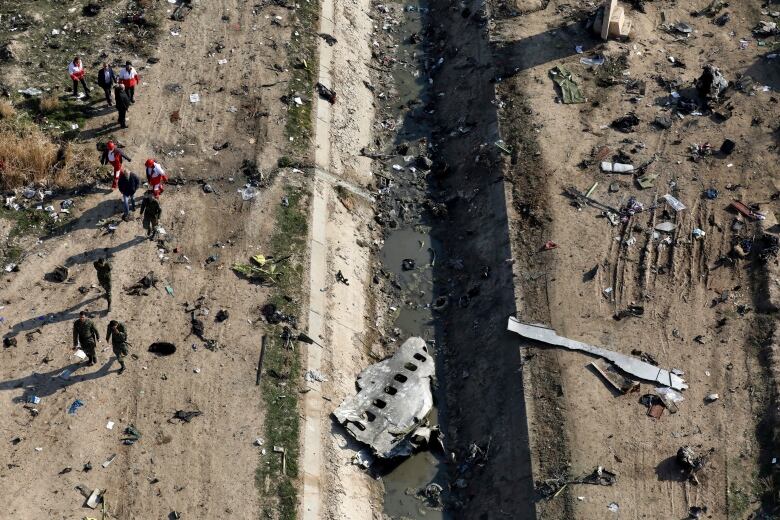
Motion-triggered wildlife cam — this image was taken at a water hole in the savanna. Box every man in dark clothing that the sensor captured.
[97,63,116,106]
[106,320,129,374]
[140,190,162,240]
[93,257,112,311]
[117,170,140,220]
[73,311,100,365]
[114,84,131,129]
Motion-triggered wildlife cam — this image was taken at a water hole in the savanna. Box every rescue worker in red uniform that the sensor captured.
[145,159,168,197]
[100,141,132,189]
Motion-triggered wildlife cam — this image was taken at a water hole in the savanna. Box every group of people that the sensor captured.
[72,257,128,373]
[64,57,161,376]
[99,141,166,239]
[68,56,138,129]
[73,311,130,375]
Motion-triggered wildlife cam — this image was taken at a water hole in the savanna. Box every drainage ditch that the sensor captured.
[369,0,536,517]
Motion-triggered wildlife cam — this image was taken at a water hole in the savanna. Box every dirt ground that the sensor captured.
[494,0,780,518]
[4,0,780,518]
[0,0,304,518]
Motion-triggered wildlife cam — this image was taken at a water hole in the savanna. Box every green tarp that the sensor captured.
[550,65,585,104]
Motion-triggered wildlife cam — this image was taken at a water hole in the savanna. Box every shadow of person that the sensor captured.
[0,357,116,402]
[3,296,101,339]
[61,235,146,267]
[78,120,121,140]
[47,198,122,238]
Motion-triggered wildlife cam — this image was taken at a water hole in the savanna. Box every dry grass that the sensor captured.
[0,121,95,190]
[0,101,15,120]
[38,95,61,114]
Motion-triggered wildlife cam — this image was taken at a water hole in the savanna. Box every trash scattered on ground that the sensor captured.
[508,318,688,390]
[550,66,584,104]
[600,161,633,173]
[594,0,632,39]
[126,271,159,295]
[610,112,639,133]
[336,270,350,285]
[662,194,686,213]
[101,454,116,468]
[189,93,200,103]
[232,254,283,283]
[48,265,69,283]
[696,65,728,104]
[729,200,765,220]
[106,421,114,430]
[538,466,618,499]
[654,222,676,233]
[704,393,719,402]
[676,445,714,484]
[316,82,336,104]
[589,359,639,394]
[608,502,620,513]
[170,410,203,423]
[122,424,142,445]
[333,337,435,458]
[86,488,103,508]
[304,369,327,383]
[655,387,685,414]
[67,399,84,415]
[18,87,43,96]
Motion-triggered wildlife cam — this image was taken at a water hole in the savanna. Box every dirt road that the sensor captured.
[0,0,297,518]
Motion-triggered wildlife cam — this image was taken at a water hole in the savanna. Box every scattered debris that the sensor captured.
[315,82,336,104]
[589,359,639,394]
[676,445,713,484]
[696,65,728,104]
[304,369,328,383]
[594,0,632,40]
[550,66,585,104]
[507,318,688,390]
[333,337,435,458]
[610,112,640,133]
[538,466,618,499]
[170,410,203,423]
[67,399,84,415]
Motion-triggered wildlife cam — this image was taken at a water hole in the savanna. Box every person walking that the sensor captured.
[140,190,162,240]
[106,320,130,375]
[93,257,113,311]
[118,61,139,103]
[117,169,140,220]
[68,56,91,99]
[96,62,116,106]
[73,311,100,365]
[114,84,131,129]
[145,159,168,197]
[100,141,131,189]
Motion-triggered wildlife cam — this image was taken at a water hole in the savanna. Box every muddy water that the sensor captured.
[376,2,452,518]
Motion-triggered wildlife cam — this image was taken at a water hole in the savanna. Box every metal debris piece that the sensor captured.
[589,359,639,394]
[507,318,688,390]
[676,445,713,485]
[333,337,434,458]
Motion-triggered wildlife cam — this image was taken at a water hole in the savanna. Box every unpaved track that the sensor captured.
[301,0,379,516]
[0,1,294,518]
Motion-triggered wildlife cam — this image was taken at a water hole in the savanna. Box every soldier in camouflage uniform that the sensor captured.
[139,190,162,241]
[93,257,112,311]
[72,311,100,365]
[106,320,129,374]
